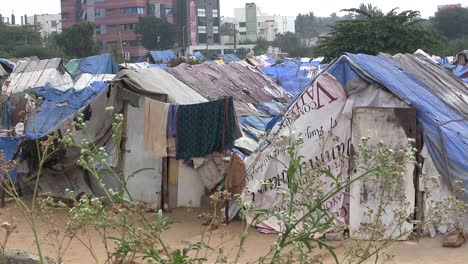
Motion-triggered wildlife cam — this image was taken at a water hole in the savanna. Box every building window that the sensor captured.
[120,24,135,31]
[213,34,220,44]
[198,17,206,26]
[106,8,116,14]
[240,32,246,36]
[51,20,57,27]
[198,26,206,34]
[213,26,219,34]
[212,9,219,17]
[198,33,207,43]
[120,7,145,15]
[95,24,106,35]
[239,22,246,28]
[95,8,106,18]
[197,8,206,17]
[95,0,104,2]
[62,13,69,20]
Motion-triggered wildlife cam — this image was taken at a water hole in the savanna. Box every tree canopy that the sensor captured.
[135,16,176,51]
[55,22,100,58]
[0,23,41,54]
[314,8,443,60]
[431,7,468,39]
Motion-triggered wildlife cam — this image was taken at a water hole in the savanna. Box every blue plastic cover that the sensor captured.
[149,50,177,64]
[261,62,314,96]
[0,58,15,71]
[238,116,273,131]
[26,82,108,139]
[77,53,118,74]
[0,136,23,182]
[223,54,241,64]
[193,52,206,60]
[329,53,468,200]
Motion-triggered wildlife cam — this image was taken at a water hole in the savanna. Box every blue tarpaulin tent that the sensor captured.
[26,82,108,139]
[326,53,468,200]
[0,137,23,182]
[148,50,177,64]
[223,54,241,64]
[76,53,118,75]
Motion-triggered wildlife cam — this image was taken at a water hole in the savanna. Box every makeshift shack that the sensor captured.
[240,52,468,238]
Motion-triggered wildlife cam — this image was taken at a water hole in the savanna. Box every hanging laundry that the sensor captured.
[176,97,240,159]
[166,104,179,156]
[2,97,12,129]
[144,98,169,156]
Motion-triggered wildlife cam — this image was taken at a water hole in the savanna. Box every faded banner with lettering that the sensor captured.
[243,73,351,232]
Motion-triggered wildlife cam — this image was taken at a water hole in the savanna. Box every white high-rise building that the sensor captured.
[25,14,62,38]
[223,4,295,42]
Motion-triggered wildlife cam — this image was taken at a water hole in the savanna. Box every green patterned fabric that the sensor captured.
[176,97,240,159]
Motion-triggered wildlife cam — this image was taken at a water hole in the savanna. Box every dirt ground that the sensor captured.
[0,200,466,264]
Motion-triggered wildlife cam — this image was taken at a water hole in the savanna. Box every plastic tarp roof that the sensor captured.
[261,60,320,96]
[2,58,74,94]
[113,68,207,104]
[223,54,241,64]
[26,82,108,139]
[327,53,468,200]
[72,53,118,75]
[167,63,291,104]
[148,50,177,64]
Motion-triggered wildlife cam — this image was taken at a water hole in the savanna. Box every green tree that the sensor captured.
[253,38,270,55]
[220,22,235,36]
[135,16,176,51]
[55,22,100,58]
[295,12,319,39]
[314,8,443,60]
[431,7,468,39]
[11,45,63,60]
[0,23,41,54]
[355,3,383,19]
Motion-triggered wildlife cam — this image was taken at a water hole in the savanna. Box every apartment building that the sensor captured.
[61,0,174,59]
[176,0,221,50]
[25,14,63,38]
[226,3,295,42]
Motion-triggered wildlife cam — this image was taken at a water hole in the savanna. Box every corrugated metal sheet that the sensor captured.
[391,53,468,117]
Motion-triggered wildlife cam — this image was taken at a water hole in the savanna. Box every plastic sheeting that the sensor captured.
[26,82,108,139]
[0,58,15,72]
[113,68,207,104]
[223,54,241,64]
[0,136,23,182]
[2,58,74,94]
[74,53,118,75]
[391,54,468,116]
[328,53,468,201]
[148,50,177,64]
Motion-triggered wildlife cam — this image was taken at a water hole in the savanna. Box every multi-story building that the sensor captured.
[61,0,174,59]
[226,4,295,43]
[176,0,221,51]
[437,3,462,11]
[24,14,63,38]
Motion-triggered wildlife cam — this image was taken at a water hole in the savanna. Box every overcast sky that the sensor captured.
[0,0,466,23]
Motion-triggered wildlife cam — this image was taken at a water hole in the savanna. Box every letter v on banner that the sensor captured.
[293,81,338,112]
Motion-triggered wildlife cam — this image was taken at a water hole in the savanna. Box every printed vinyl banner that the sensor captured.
[243,73,351,232]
